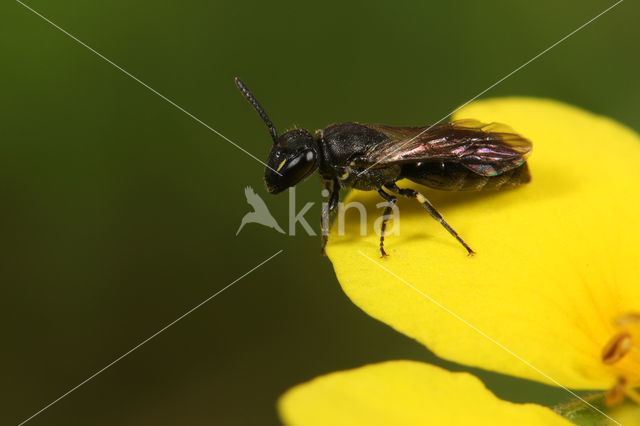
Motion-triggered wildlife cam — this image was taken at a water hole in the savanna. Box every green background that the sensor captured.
[2,0,638,424]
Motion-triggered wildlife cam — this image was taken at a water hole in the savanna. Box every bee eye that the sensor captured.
[265,149,318,194]
[282,150,316,178]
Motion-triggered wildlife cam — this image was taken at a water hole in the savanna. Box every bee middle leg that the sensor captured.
[377,188,397,257]
[384,182,475,256]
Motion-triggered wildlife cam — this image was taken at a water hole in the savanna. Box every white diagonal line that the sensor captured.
[18,249,284,426]
[358,0,624,176]
[358,250,621,425]
[15,0,282,176]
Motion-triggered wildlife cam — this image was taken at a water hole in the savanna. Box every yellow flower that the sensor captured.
[279,361,572,426]
[324,98,640,395]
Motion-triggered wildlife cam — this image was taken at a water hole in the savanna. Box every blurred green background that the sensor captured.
[2,0,638,424]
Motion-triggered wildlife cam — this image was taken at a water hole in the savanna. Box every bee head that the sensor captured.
[264,129,318,194]
[235,77,318,194]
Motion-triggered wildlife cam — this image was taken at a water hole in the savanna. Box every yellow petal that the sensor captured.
[278,361,571,426]
[326,98,640,390]
[609,404,640,425]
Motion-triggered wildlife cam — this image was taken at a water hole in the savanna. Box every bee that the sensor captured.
[235,78,532,257]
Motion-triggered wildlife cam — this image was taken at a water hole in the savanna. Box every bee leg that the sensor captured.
[385,182,475,256]
[321,180,340,256]
[377,188,397,258]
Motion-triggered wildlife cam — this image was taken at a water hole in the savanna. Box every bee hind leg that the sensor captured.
[384,182,475,256]
[377,188,397,257]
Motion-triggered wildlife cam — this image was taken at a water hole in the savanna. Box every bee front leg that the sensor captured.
[385,182,475,256]
[377,188,397,258]
[321,180,340,256]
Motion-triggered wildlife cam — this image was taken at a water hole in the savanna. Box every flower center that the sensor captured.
[603,313,640,406]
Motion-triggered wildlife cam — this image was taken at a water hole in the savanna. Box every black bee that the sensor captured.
[235,78,532,257]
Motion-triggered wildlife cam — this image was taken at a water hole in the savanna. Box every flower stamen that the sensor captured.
[615,313,640,327]
[605,377,627,406]
[602,332,632,365]
[625,387,640,405]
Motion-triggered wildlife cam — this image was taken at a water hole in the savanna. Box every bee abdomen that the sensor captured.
[404,162,530,192]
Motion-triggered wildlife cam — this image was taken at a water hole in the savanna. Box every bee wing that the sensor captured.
[359,120,532,177]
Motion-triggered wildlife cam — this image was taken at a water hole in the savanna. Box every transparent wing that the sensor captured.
[358,120,532,177]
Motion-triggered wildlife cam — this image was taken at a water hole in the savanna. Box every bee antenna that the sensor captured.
[234,77,279,145]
